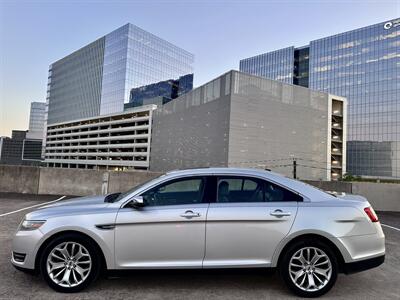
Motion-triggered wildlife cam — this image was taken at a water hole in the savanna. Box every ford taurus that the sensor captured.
[11,168,385,297]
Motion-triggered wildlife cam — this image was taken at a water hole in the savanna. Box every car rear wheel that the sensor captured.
[40,233,101,293]
[280,240,338,297]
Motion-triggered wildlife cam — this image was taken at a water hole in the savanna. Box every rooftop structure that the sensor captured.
[150,71,347,181]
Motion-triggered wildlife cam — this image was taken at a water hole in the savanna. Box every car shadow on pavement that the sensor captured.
[92,268,293,297]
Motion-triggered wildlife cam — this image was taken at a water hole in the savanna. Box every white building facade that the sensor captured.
[44,105,156,170]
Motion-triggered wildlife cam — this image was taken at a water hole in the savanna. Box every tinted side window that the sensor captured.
[264,180,303,202]
[141,177,205,206]
[217,177,264,203]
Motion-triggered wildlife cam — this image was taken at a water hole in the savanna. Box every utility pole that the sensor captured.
[293,159,297,179]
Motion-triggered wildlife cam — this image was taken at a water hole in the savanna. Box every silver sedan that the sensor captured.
[11,168,385,297]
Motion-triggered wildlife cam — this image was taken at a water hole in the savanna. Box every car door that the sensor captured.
[203,175,300,268]
[115,176,209,268]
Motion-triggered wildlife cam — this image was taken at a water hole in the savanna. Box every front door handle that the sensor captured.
[270,209,291,217]
[180,210,201,219]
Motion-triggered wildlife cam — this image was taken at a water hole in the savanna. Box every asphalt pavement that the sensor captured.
[0,193,399,299]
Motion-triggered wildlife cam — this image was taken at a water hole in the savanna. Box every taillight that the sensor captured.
[364,207,379,222]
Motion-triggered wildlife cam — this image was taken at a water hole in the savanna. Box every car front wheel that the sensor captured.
[280,240,338,297]
[40,233,101,293]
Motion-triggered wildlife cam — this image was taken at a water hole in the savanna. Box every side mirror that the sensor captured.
[128,196,146,208]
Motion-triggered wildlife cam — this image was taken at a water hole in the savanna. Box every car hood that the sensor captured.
[25,195,113,220]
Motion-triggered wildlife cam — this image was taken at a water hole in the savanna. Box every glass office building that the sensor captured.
[26,102,46,140]
[126,74,194,108]
[46,23,194,125]
[240,47,294,84]
[240,18,400,178]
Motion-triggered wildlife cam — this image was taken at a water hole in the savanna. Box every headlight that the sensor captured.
[18,220,46,231]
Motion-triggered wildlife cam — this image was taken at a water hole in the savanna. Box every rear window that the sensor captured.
[264,180,303,202]
[216,176,302,203]
[217,177,264,203]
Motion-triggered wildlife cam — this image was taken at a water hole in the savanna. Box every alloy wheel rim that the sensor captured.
[289,247,332,292]
[46,241,92,288]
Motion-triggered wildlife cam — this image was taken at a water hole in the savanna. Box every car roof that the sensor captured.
[166,167,294,183]
[167,167,274,176]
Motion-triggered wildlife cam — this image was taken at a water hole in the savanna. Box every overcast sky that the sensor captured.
[0,0,399,136]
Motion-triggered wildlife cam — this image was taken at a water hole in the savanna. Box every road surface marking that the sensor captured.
[0,196,66,217]
[381,223,400,232]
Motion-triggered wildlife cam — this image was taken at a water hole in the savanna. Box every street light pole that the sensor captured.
[293,159,297,179]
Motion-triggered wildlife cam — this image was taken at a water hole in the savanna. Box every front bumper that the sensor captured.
[11,261,38,275]
[343,254,385,274]
[11,228,44,270]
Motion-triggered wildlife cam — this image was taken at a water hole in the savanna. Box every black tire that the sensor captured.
[279,239,338,298]
[40,233,102,293]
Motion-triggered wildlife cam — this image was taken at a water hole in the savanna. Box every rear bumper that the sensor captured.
[343,254,385,274]
[337,224,385,263]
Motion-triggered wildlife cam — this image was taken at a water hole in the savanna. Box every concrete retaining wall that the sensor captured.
[0,165,398,211]
[0,165,163,197]
[305,180,352,193]
[38,168,105,196]
[0,165,39,194]
[352,182,400,212]
[107,171,163,194]
[306,180,400,212]
[38,168,163,196]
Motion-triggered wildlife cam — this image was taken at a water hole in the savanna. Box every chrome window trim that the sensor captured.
[119,171,310,208]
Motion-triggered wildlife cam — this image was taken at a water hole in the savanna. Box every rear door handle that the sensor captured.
[270,209,291,217]
[180,210,201,219]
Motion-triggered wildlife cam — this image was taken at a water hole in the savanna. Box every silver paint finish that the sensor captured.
[115,203,209,268]
[11,168,385,274]
[204,202,297,268]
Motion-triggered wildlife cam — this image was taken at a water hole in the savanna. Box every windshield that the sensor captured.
[114,175,165,202]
